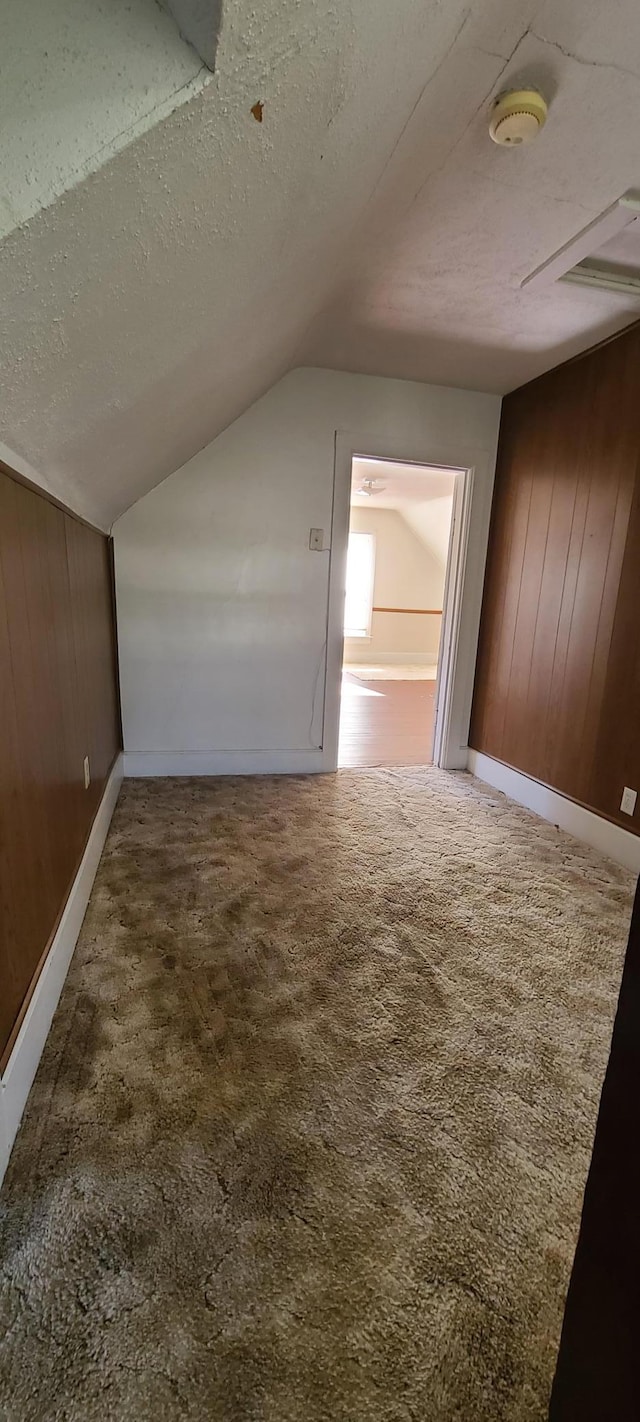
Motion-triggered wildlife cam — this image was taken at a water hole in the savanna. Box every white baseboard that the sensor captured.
[124,748,327,777]
[345,652,438,667]
[0,753,123,1184]
[467,749,640,874]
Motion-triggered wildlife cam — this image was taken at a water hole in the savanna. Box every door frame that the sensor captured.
[321,432,476,772]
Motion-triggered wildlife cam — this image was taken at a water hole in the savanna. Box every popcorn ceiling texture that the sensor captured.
[0,0,210,239]
[0,767,633,1420]
[4,0,640,527]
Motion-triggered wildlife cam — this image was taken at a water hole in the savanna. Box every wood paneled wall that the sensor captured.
[471,325,640,837]
[0,468,121,1064]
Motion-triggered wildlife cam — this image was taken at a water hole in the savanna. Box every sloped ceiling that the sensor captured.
[2,0,640,528]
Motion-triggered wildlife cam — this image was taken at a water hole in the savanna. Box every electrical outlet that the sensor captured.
[620,786,637,816]
[309,528,324,552]
[83,755,91,790]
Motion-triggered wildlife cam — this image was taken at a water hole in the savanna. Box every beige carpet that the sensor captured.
[0,768,634,1422]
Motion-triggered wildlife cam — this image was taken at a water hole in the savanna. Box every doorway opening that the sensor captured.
[337,457,456,769]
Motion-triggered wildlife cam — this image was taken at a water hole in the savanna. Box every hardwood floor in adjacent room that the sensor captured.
[338,670,435,768]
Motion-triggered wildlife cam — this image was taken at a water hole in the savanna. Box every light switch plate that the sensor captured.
[620,786,637,816]
[309,528,324,552]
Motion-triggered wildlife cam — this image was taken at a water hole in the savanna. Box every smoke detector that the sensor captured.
[489,89,548,146]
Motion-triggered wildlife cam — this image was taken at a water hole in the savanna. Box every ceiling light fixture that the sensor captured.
[489,89,548,146]
[357,478,386,498]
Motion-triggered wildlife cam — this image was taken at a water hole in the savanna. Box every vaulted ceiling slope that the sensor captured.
[2,0,640,528]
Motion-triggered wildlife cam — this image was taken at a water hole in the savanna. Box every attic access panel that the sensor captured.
[523,193,640,296]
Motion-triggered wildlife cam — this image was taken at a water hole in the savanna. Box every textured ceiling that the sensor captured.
[351,459,456,570]
[305,1,640,394]
[161,0,223,70]
[0,0,211,241]
[351,459,457,510]
[2,0,640,528]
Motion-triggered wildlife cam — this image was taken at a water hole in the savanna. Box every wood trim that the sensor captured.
[0,458,108,536]
[372,606,443,615]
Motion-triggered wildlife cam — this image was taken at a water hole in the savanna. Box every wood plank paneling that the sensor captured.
[471,325,640,837]
[0,468,121,1061]
[65,517,120,813]
[590,476,640,824]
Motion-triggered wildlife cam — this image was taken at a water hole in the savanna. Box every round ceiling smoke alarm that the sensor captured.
[489,89,548,146]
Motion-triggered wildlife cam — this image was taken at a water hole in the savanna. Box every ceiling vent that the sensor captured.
[523,193,640,296]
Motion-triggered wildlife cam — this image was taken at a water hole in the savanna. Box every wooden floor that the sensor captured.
[338,672,435,768]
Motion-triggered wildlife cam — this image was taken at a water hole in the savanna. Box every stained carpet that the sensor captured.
[0,768,634,1421]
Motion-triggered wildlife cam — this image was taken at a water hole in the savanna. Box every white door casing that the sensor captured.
[322,430,495,771]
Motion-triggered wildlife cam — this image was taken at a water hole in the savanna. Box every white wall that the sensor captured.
[114,367,501,775]
[345,506,446,665]
[403,493,455,570]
